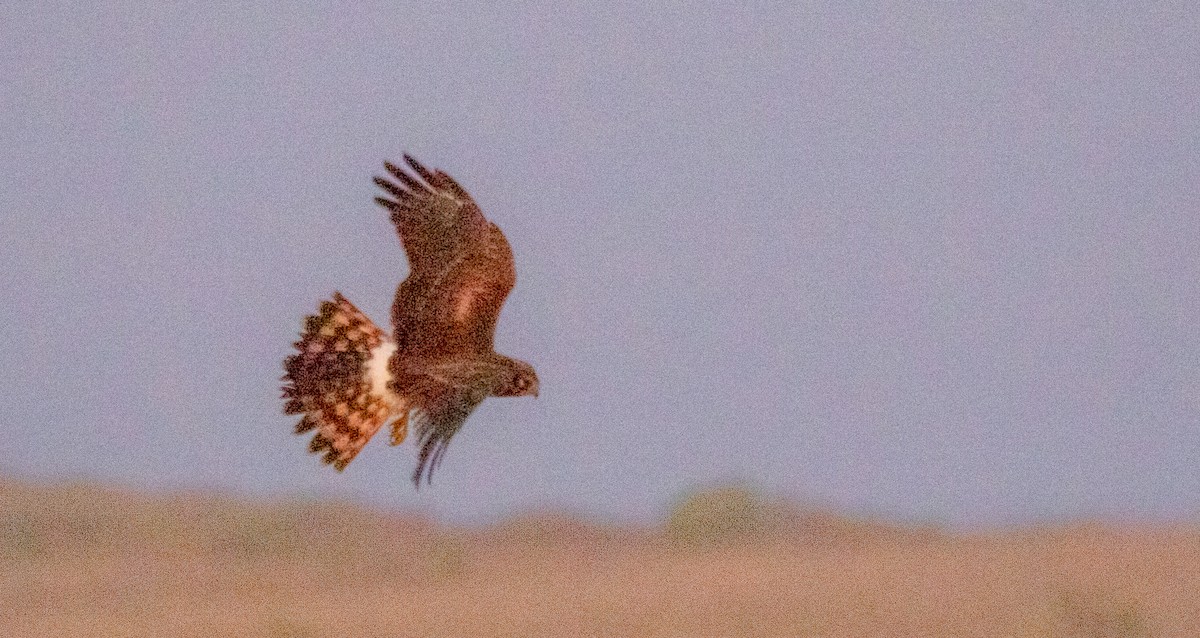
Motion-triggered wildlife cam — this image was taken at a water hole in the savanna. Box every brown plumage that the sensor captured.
[282,155,539,486]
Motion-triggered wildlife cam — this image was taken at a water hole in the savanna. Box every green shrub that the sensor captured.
[666,484,769,546]
[0,513,44,559]
[428,535,467,580]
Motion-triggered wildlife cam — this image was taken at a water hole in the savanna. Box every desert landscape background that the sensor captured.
[5,5,1199,637]
[3,476,1195,637]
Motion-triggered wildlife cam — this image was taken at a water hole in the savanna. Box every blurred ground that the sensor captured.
[1,477,1196,637]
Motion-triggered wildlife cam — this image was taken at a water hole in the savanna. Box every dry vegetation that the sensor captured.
[1,478,1196,637]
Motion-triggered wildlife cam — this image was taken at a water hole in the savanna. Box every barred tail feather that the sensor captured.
[282,292,406,470]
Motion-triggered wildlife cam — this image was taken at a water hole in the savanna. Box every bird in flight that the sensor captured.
[281,155,539,486]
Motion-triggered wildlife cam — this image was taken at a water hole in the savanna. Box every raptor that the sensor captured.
[281,155,539,486]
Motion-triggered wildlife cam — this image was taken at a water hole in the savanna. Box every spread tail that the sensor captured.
[281,292,408,470]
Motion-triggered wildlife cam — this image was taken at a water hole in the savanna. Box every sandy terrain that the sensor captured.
[2,479,1196,637]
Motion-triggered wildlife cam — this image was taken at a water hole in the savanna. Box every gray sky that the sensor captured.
[2,3,1197,526]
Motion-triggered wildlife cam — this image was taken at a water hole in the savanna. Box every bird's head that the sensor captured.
[495,358,539,398]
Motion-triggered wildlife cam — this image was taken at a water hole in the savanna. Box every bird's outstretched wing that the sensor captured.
[374,156,517,357]
[405,381,488,486]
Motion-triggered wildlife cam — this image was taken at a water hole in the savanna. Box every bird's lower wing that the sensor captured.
[403,380,488,487]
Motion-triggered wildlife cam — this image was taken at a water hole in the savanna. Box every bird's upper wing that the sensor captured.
[374,156,517,357]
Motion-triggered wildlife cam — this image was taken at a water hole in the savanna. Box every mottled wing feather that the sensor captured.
[373,155,489,279]
[374,158,517,357]
[390,225,515,356]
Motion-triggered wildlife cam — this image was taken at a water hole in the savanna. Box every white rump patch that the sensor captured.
[366,341,400,409]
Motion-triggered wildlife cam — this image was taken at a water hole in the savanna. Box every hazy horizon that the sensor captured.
[2,3,1197,526]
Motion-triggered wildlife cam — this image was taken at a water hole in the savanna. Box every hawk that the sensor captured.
[281,155,539,486]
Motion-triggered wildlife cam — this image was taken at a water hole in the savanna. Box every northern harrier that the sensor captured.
[281,155,539,486]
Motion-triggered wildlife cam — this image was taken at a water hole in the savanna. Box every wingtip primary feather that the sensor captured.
[374,196,403,212]
[403,154,439,186]
[410,418,452,488]
[373,176,405,200]
[382,160,430,194]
